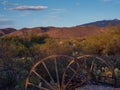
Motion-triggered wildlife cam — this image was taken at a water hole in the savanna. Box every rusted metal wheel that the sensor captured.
[25,55,82,90]
[76,55,113,85]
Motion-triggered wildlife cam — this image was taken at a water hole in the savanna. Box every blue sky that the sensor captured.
[0,0,120,29]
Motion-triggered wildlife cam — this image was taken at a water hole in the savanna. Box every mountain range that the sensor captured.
[81,19,120,27]
[0,28,16,37]
[0,19,120,39]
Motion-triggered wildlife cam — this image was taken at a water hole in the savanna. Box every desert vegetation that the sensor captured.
[0,25,120,89]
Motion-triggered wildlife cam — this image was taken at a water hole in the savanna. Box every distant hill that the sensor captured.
[0,28,16,36]
[81,19,120,27]
[3,26,104,39]
[1,19,120,39]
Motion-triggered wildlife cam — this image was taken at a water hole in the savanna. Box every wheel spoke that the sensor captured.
[69,66,77,74]
[90,60,95,72]
[72,78,86,89]
[61,60,74,88]
[42,61,55,82]
[64,72,76,89]
[63,66,78,89]
[33,70,54,90]
[84,59,87,70]
[54,58,60,89]
[81,79,87,85]
[28,82,49,90]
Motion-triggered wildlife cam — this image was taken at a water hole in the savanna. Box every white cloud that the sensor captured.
[0,18,14,28]
[0,18,13,24]
[1,0,19,6]
[101,0,119,2]
[9,5,48,11]
[0,14,5,17]
[20,11,32,16]
[42,8,67,24]
[100,0,120,4]
[101,0,112,2]
[1,0,48,11]
[50,8,67,14]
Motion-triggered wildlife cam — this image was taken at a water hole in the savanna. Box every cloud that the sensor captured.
[50,8,67,14]
[100,0,120,4]
[1,0,48,11]
[43,8,67,23]
[0,14,5,18]
[42,8,67,24]
[101,0,112,2]
[0,18,14,28]
[101,0,119,2]
[9,5,48,11]
[20,11,32,16]
[1,0,19,6]
[44,15,62,22]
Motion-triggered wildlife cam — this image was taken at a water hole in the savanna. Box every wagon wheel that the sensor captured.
[25,55,82,90]
[76,55,112,85]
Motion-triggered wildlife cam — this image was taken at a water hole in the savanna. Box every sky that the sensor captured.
[0,0,120,29]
